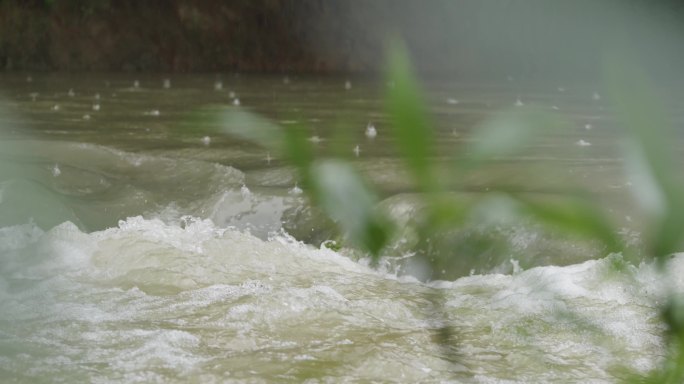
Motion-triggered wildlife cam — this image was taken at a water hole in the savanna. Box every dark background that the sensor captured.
[1,0,683,79]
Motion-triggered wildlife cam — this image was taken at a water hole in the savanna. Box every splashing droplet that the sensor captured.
[240,184,251,198]
[365,122,377,139]
[289,184,303,195]
[51,164,61,177]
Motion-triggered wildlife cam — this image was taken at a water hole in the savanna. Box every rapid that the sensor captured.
[0,73,678,382]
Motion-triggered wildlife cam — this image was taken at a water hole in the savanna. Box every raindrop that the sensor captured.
[289,184,303,195]
[240,184,251,198]
[365,122,377,139]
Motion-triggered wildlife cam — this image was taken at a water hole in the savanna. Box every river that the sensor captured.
[0,73,678,382]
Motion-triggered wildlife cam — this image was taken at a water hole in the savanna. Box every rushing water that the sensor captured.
[0,73,679,382]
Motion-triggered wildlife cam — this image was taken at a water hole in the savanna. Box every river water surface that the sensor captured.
[0,73,680,382]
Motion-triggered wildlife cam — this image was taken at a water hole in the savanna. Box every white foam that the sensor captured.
[0,223,44,252]
[0,216,676,382]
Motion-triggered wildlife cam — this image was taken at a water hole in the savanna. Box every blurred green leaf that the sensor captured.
[425,193,471,230]
[386,42,436,192]
[467,108,565,163]
[622,141,668,221]
[652,201,684,260]
[515,195,623,253]
[309,160,392,259]
[216,107,285,149]
[604,56,674,194]
[282,123,315,188]
[604,53,684,259]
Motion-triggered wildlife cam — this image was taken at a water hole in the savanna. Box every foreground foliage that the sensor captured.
[218,44,684,382]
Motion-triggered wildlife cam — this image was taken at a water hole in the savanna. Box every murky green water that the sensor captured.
[0,73,678,382]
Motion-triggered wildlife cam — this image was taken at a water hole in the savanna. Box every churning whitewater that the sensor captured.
[0,214,675,382]
[0,73,674,382]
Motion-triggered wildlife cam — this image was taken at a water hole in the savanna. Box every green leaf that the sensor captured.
[216,108,285,150]
[424,193,471,230]
[515,195,623,253]
[468,108,564,163]
[604,56,673,190]
[385,42,436,192]
[309,160,392,259]
[604,53,684,258]
[281,124,315,189]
